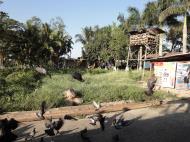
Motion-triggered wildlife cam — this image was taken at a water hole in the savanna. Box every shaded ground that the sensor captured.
[14,99,190,142]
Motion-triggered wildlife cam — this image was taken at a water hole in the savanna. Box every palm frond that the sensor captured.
[159,2,190,23]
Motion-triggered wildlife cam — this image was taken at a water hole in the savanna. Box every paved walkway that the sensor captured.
[13,99,190,142]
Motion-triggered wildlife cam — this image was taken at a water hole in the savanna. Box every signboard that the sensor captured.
[154,62,176,88]
[161,62,177,88]
[153,62,163,86]
[175,62,190,90]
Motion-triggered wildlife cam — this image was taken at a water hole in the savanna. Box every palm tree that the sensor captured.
[142,1,159,27]
[159,0,190,53]
[75,26,95,58]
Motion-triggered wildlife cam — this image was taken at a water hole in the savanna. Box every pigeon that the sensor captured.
[29,128,36,138]
[25,128,36,141]
[35,66,51,78]
[92,101,101,110]
[36,101,46,120]
[45,117,53,129]
[144,89,153,96]
[72,72,84,82]
[80,128,91,142]
[88,113,101,125]
[99,115,106,131]
[145,74,157,96]
[112,115,131,129]
[88,113,106,131]
[52,118,64,135]
[45,128,55,136]
[64,115,78,121]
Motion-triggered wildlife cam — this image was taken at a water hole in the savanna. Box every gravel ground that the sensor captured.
[14,99,190,142]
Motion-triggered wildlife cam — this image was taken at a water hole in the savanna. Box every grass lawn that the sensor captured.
[0,69,175,112]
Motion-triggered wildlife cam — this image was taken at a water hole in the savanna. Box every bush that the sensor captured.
[0,69,173,112]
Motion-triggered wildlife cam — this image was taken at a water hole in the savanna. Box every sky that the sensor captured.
[1,0,152,58]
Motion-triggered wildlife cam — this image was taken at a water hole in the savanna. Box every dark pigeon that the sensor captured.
[52,118,64,135]
[36,101,46,120]
[64,115,78,121]
[72,72,84,82]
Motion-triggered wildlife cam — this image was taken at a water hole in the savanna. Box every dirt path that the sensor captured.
[14,99,190,142]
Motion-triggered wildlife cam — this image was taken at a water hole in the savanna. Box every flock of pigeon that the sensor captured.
[0,100,132,142]
[0,70,156,142]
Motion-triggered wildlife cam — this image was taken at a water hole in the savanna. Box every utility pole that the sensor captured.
[139,46,142,70]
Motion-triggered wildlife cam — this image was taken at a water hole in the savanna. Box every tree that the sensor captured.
[142,1,159,27]
[159,0,190,53]
[75,26,96,61]
[109,24,128,61]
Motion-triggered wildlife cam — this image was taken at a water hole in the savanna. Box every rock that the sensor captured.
[64,88,76,99]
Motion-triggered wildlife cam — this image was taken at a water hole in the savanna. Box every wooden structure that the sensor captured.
[126,28,165,71]
[0,101,162,122]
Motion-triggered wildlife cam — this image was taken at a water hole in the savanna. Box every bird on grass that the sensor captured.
[64,115,78,121]
[35,66,51,78]
[36,101,46,120]
[145,74,157,96]
[144,89,153,96]
[72,72,84,82]
[80,128,91,142]
[0,118,19,142]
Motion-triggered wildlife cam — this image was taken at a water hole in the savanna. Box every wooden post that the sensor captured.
[159,26,163,57]
[139,46,142,70]
[142,45,148,80]
[137,50,139,70]
[183,13,187,54]
[125,47,130,71]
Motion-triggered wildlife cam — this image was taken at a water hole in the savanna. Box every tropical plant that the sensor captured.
[159,0,190,53]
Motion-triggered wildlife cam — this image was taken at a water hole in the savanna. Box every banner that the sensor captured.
[153,62,163,86]
[175,62,190,90]
[154,62,176,88]
[161,62,177,88]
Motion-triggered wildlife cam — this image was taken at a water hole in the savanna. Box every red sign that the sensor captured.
[153,62,163,66]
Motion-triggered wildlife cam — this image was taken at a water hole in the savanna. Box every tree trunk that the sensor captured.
[125,47,130,71]
[183,13,187,54]
[139,46,142,70]
[159,26,163,56]
[0,49,4,68]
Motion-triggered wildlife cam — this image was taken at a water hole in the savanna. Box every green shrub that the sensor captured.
[0,69,173,112]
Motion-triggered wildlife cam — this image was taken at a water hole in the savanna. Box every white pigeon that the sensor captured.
[92,101,101,110]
